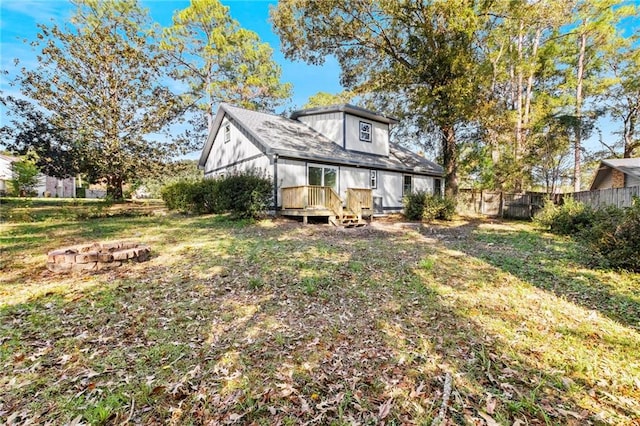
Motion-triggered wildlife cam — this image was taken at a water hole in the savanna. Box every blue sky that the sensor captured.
[0,0,635,157]
[0,0,343,113]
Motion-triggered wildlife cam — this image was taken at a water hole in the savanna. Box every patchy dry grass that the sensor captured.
[0,213,639,425]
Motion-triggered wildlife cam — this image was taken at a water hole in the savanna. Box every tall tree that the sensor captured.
[271,0,488,197]
[479,0,572,191]
[606,37,640,158]
[560,0,632,191]
[162,0,291,134]
[303,90,354,109]
[0,94,78,179]
[18,0,183,199]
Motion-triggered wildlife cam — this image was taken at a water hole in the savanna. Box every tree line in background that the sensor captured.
[1,0,639,200]
[1,0,290,199]
[272,0,640,196]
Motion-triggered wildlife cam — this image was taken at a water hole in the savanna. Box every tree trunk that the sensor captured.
[623,107,638,158]
[106,175,124,200]
[574,30,587,192]
[441,125,458,197]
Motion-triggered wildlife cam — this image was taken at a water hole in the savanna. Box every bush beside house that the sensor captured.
[161,171,272,219]
[403,191,456,221]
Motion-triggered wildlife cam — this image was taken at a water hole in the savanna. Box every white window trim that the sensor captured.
[403,175,413,196]
[359,121,372,143]
[307,163,339,189]
[223,123,231,144]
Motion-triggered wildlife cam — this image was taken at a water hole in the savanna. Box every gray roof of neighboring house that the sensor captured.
[590,158,640,189]
[198,103,443,176]
[0,153,19,163]
[602,158,640,178]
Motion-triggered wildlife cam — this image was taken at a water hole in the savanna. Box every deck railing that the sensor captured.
[281,186,372,219]
[282,185,339,210]
[346,188,373,218]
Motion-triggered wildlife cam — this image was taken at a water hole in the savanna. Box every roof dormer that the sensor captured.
[291,104,397,157]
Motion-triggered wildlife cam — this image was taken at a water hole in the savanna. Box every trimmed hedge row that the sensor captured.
[161,171,272,219]
[535,197,640,271]
[403,191,456,221]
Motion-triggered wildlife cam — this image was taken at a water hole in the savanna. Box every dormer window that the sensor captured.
[359,121,372,142]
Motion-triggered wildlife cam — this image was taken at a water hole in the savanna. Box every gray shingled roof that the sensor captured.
[199,103,443,176]
[602,158,640,179]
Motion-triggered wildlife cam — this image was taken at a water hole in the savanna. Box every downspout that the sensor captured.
[273,154,279,215]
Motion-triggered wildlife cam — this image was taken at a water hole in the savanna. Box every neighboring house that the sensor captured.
[198,103,444,224]
[0,153,76,197]
[590,158,640,190]
[0,153,18,195]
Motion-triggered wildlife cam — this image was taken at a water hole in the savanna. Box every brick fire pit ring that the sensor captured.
[47,241,151,273]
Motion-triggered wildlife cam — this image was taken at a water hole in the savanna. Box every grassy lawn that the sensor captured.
[0,209,639,425]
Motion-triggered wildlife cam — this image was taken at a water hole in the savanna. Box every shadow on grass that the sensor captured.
[2,218,638,424]
[445,225,640,331]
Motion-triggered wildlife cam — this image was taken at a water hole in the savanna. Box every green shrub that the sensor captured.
[160,170,272,219]
[536,197,640,272]
[403,191,456,221]
[403,191,429,220]
[583,199,640,271]
[534,197,596,235]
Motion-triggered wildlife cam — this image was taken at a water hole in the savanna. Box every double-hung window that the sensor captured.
[403,175,412,196]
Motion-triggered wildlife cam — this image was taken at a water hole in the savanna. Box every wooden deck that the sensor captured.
[280,186,373,226]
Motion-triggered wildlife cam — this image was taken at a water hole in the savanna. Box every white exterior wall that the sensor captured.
[277,158,306,188]
[377,171,403,210]
[297,113,343,146]
[344,114,389,156]
[204,117,269,177]
[413,175,434,193]
[339,167,369,200]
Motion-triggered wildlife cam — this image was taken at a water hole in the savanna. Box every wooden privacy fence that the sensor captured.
[457,190,546,219]
[569,186,640,209]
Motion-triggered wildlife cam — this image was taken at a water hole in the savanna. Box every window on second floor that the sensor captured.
[359,121,372,142]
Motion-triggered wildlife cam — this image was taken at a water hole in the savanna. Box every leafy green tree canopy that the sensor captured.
[18,0,184,199]
[10,150,40,197]
[0,94,78,179]
[271,0,488,196]
[162,0,291,133]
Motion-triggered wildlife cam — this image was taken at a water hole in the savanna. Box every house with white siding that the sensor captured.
[198,103,443,225]
[0,153,76,197]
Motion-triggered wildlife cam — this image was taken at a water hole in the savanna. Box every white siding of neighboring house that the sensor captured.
[34,175,76,197]
[0,158,11,194]
[204,117,270,178]
[297,112,343,147]
[344,113,389,157]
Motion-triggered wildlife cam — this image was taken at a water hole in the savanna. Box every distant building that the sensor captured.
[0,153,76,197]
[590,158,640,190]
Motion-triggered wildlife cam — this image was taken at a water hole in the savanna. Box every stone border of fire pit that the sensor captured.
[46,241,151,273]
